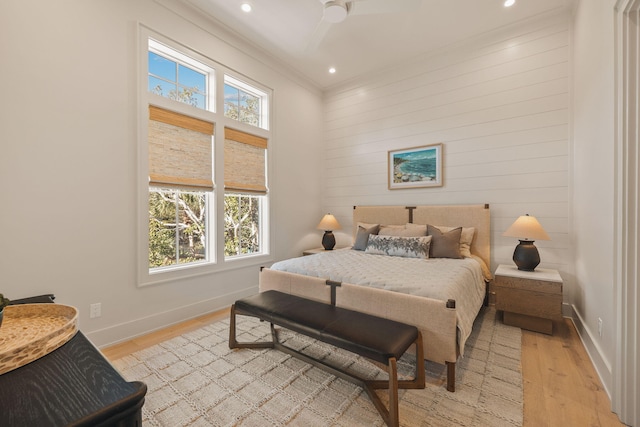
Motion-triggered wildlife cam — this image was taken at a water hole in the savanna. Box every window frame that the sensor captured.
[148,38,214,111]
[224,74,269,130]
[137,27,273,287]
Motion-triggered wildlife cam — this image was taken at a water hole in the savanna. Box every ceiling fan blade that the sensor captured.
[348,0,421,16]
[305,19,332,53]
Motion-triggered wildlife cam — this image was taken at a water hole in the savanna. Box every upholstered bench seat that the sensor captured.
[229,289,425,427]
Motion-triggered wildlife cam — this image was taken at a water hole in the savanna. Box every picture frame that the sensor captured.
[388,143,443,189]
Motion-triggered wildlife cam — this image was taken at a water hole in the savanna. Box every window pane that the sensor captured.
[148,51,176,81]
[149,190,178,267]
[240,91,259,126]
[225,194,261,257]
[176,85,205,109]
[224,84,239,120]
[240,91,258,112]
[177,65,207,109]
[224,81,264,128]
[177,192,207,264]
[239,109,259,127]
[148,46,210,112]
[149,189,208,269]
[178,64,206,95]
[148,76,176,98]
[191,92,205,109]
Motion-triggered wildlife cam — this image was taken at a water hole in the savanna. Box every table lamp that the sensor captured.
[317,214,341,250]
[502,214,550,271]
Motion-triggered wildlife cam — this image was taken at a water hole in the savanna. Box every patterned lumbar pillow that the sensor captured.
[365,235,432,258]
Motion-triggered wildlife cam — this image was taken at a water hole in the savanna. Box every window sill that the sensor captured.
[139,253,274,287]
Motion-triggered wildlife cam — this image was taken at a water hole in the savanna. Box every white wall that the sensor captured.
[571,0,617,397]
[322,13,572,281]
[0,0,323,346]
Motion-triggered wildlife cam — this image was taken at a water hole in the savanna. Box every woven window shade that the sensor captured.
[148,105,214,191]
[224,127,267,194]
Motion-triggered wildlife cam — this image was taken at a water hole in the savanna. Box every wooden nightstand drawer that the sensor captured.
[493,274,562,295]
[494,284,563,320]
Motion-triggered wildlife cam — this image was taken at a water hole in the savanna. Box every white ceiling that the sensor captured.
[181,0,574,90]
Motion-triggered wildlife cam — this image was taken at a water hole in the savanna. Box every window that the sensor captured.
[147,89,215,273]
[223,126,268,260]
[141,32,271,282]
[149,189,207,267]
[148,40,212,110]
[221,77,269,261]
[224,194,263,257]
[147,41,215,272]
[224,75,268,129]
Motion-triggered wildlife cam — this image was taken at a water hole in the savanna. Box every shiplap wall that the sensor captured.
[322,13,571,283]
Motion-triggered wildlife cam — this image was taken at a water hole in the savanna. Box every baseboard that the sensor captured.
[565,303,613,398]
[86,285,258,348]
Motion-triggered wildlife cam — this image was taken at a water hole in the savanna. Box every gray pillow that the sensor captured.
[352,224,380,251]
[427,225,463,259]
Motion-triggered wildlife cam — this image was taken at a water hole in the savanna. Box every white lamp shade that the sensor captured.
[317,214,341,231]
[503,214,550,241]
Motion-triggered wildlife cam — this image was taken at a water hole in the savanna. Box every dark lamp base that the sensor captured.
[512,240,540,271]
[321,231,336,250]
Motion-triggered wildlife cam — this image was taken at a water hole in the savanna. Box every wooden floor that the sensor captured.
[102,310,625,426]
[521,317,625,426]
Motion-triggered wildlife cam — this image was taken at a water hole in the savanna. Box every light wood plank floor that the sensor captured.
[102,310,626,426]
[522,317,625,426]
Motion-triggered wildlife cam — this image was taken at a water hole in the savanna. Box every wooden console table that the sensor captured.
[0,295,146,426]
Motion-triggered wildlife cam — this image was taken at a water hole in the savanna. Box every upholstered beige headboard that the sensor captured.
[353,204,491,268]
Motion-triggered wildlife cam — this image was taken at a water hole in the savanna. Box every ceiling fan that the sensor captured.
[306,0,422,53]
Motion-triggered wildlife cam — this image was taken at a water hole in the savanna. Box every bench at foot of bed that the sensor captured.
[229,290,425,427]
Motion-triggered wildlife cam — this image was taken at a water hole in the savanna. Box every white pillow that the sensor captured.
[405,223,427,235]
[379,224,425,237]
[365,235,432,259]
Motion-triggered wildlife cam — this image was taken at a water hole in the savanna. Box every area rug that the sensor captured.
[112,306,523,426]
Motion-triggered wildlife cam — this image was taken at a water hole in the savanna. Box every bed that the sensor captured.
[259,204,492,392]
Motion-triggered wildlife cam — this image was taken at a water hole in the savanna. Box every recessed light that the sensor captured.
[504,0,515,7]
[241,3,252,12]
[328,67,336,74]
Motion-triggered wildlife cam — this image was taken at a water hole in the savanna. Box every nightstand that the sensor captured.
[493,264,563,335]
[303,246,348,256]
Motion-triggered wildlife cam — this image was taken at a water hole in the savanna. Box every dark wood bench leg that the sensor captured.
[446,361,455,392]
[388,358,399,427]
[366,332,425,427]
[368,331,425,390]
[415,331,426,388]
[228,304,275,349]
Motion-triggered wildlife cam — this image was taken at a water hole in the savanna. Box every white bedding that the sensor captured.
[270,248,486,353]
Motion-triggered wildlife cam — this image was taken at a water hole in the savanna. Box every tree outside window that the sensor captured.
[224,83,260,127]
[149,189,207,268]
[224,194,262,257]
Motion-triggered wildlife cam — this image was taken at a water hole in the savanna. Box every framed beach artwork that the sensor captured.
[388,143,443,189]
